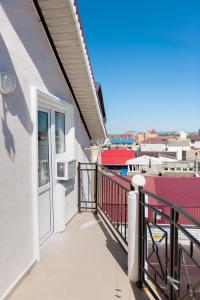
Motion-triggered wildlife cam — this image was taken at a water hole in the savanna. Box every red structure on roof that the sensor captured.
[101,149,135,165]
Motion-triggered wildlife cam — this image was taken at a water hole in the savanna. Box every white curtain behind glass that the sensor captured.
[38,111,49,187]
[55,112,65,154]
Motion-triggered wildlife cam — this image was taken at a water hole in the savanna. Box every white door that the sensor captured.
[38,108,53,245]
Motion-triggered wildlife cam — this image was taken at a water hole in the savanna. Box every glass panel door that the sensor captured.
[38,111,50,187]
[38,108,53,245]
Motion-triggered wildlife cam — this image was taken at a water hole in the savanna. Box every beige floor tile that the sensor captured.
[9,213,147,300]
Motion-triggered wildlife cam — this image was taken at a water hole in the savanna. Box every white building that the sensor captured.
[162,161,196,174]
[0,1,106,298]
[189,134,200,148]
[140,138,167,152]
[167,139,191,160]
[179,131,187,139]
[126,155,177,174]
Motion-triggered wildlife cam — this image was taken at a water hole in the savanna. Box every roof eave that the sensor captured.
[34,0,107,141]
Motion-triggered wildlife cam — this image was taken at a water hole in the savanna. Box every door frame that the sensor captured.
[38,106,54,245]
[31,87,75,261]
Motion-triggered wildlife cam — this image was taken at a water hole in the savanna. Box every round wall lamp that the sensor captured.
[0,72,17,94]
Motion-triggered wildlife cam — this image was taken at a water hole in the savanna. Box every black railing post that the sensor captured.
[94,163,98,214]
[169,208,179,300]
[137,187,145,289]
[78,162,81,213]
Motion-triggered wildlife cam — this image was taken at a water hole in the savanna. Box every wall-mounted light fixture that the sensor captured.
[0,72,16,94]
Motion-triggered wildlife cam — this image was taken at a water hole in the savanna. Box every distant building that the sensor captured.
[126,154,199,176]
[140,138,191,160]
[137,129,157,144]
[145,129,157,138]
[126,155,177,175]
[162,161,198,175]
[179,131,187,139]
[110,137,136,149]
[189,134,200,148]
[137,151,177,159]
[167,139,191,160]
[101,148,135,175]
[140,137,168,152]
[186,148,200,161]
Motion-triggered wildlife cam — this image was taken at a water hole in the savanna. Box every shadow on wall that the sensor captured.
[0,35,33,161]
[1,0,90,159]
[1,0,73,101]
[2,0,97,167]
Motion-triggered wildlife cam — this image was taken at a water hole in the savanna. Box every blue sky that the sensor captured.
[78,0,200,133]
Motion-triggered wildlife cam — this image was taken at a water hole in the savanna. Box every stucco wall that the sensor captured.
[140,143,166,152]
[0,0,91,298]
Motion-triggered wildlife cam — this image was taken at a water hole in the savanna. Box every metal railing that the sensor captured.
[97,165,130,245]
[78,163,97,212]
[78,162,200,299]
[78,163,130,245]
[137,188,200,300]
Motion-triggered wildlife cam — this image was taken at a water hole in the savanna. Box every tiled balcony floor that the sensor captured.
[10,213,148,300]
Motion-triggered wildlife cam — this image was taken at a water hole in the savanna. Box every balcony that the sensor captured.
[9,213,148,300]
[9,163,200,300]
[78,163,200,299]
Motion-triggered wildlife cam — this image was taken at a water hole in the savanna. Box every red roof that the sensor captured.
[101,149,135,165]
[108,175,200,208]
[144,176,200,224]
[189,134,200,141]
[143,137,168,144]
[145,176,200,207]
[139,151,177,159]
[100,175,200,223]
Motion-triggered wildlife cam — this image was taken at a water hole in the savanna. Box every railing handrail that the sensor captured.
[98,170,130,192]
[98,164,132,184]
[79,162,200,228]
[100,165,200,228]
[142,188,200,228]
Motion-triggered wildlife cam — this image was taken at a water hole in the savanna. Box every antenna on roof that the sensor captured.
[82,137,108,163]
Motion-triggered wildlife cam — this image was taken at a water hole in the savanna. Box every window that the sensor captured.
[170,168,175,171]
[164,168,168,171]
[55,112,65,154]
[183,168,187,171]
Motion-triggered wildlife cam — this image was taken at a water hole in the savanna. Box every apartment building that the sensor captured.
[0,1,106,298]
